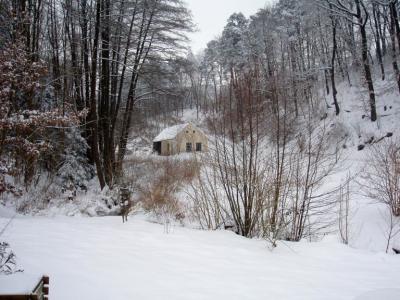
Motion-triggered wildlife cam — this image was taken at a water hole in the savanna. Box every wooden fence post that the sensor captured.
[0,275,49,300]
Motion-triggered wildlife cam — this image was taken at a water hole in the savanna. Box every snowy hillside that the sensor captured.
[315,72,400,253]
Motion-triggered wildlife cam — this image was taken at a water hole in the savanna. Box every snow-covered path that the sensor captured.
[1,215,400,300]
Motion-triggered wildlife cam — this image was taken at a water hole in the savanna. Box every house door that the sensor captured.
[153,142,161,155]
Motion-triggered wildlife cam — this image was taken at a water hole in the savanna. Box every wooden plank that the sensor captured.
[0,295,37,300]
[0,276,49,300]
[41,277,49,286]
[32,276,49,300]
[31,280,43,295]
[43,276,49,299]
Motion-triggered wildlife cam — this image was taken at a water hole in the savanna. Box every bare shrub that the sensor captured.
[140,174,182,218]
[133,157,200,222]
[285,122,341,242]
[206,71,268,238]
[190,71,342,243]
[379,208,400,253]
[186,156,224,230]
[362,138,400,217]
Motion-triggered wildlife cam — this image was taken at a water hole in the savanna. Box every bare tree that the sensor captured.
[210,69,267,237]
[388,0,400,93]
[325,0,377,121]
[328,2,340,115]
[338,176,351,245]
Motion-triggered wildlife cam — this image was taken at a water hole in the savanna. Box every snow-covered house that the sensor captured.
[153,123,208,156]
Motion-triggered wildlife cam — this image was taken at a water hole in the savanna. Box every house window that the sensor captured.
[196,143,202,152]
[186,142,192,152]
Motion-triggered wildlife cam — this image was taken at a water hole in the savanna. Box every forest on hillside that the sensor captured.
[0,0,399,247]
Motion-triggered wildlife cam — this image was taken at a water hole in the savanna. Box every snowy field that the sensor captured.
[1,213,400,300]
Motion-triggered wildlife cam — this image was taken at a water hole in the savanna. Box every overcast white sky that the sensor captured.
[184,0,276,53]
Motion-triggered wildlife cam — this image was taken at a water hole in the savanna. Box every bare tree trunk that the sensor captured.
[373,3,385,81]
[379,5,388,56]
[100,0,113,186]
[391,0,400,56]
[88,0,105,189]
[389,1,400,94]
[329,4,340,115]
[65,0,84,111]
[80,0,91,160]
[356,0,377,122]
[289,41,299,117]
[48,0,62,102]
[116,2,157,173]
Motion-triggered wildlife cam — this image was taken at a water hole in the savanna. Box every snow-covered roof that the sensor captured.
[153,123,190,142]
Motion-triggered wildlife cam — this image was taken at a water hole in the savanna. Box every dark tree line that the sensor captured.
[192,0,400,125]
[0,0,193,190]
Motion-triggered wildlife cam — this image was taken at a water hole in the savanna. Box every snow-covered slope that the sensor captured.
[329,74,399,148]
[317,72,400,253]
[1,214,400,300]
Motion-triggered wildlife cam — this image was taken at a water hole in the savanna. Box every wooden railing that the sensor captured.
[0,275,49,300]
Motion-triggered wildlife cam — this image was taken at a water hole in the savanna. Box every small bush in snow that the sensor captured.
[0,242,23,275]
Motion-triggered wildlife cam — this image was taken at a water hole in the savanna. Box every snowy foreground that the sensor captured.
[1,214,400,300]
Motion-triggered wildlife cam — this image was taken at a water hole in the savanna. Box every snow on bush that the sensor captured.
[0,39,84,196]
[0,242,22,275]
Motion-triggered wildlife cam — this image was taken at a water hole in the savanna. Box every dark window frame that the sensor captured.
[186,142,192,152]
[196,143,202,152]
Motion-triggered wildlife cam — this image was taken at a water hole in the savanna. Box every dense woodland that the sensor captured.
[0,0,399,244]
[0,0,193,192]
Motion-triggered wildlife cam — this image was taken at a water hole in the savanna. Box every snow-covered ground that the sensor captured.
[1,212,400,300]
